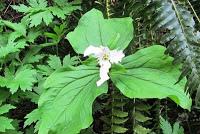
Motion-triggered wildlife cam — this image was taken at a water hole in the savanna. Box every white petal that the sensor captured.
[96,60,111,86]
[84,45,103,57]
[109,49,125,63]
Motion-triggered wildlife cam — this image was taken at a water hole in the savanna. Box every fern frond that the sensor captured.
[189,0,200,30]
[141,0,200,102]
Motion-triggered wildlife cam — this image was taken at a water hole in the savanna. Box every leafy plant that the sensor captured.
[12,0,82,27]
[160,116,184,134]
[35,9,191,134]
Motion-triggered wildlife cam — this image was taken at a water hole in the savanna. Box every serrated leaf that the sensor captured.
[23,91,39,104]
[110,45,192,110]
[2,21,26,36]
[47,55,62,69]
[0,116,14,132]
[53,0,67,7]
[12,4,31,12]
[34,120,41,133]
[24,109,40,128]
[29,0,47,8]
[160,116,172,134]
[29,11,45,27]
[37,65,54,76]
[51,7,66,19]
[0,104,16,115]
[63,54,79,66]
[172,122,184,134]
[0,40,28,58]
[38,66,108,134]
[66,8,133,54]
[43,10,53,26]
[3,67,37,94]
[62,5,81,15]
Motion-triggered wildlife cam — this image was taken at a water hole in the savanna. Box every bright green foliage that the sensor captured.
[160,116,184,134]
[0,117,15,132]
[66,9,133,54]
[0,40,28,58]
[110,45,192,110]
[0,21,28,59]
[2,20,26,37]
[63,54,79,66]
[0,104,15,115]
[24,109,40,128]
[47,55,62,69]
[45,24,68,43]
[37,54,79,76]
[38,66,108,134]
[12,0,82,27]
[140,0,200,104]
[0,66,37,94]
[0,104,16,132]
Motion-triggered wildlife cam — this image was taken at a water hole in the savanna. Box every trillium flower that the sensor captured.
[84,45,125,86]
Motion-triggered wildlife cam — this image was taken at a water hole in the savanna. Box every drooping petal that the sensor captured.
[109,49,125,63]
[84,45,103,57]
[97,60,111,86]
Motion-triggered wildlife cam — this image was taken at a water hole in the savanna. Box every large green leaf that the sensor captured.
[110,45,192,110]
[38,65,108,134]
[66,8,133,54]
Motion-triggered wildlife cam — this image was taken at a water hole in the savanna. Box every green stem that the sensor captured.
[170,0,186,35]
[111,87,114,134]
[186,0,200,24]
[106,0,110,19]
[56,43,59,56]
[133,98,136,134]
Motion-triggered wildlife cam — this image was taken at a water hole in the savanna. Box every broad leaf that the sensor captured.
[110,45,192,110]
[38,65,108,134]
[66,8,133,54]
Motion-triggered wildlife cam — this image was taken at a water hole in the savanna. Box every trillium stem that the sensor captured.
[111,84,114,134]
[133,98,136,134]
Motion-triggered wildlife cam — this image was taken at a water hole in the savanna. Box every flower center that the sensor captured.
[103,54,109,60]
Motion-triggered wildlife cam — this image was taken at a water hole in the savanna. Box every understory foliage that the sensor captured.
[0,0,200,134]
